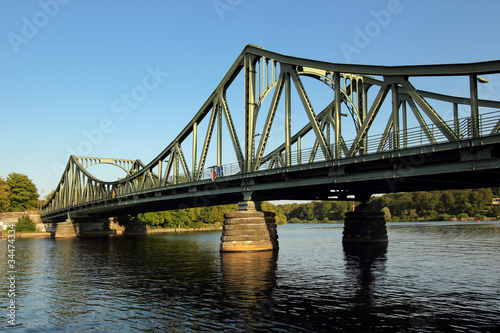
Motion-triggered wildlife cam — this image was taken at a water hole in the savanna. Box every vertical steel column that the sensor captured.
[334,72,341,159]
[392,83,400,150]
[361,82,368,155]
[285,72,291,166]
[453,103,459,137]
[68,163,73,207]
[297,136,302,164]
[173,152,179,185]
[402,101,407,148]
[158,160,163,186]
[244,54,257,172]
[217,104,222,166]
[469,74,479,138]
[192,122,197,180]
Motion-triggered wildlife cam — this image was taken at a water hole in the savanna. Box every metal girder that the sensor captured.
[290,68,332,160]
[285,71,292,166]
[175,142,191,182]
[405,97,436,144]
[348,83,391,157]
[244,54,258,173]
[399,78,457,142]
[241,44,500,77]
[219,91,245,171]
[197,102,218,179]
[324,107,349,156]
[334,72,342,158]
[469,74,480,138]
[253,72,285,170]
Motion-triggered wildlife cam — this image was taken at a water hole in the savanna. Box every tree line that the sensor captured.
[369,188,500,221]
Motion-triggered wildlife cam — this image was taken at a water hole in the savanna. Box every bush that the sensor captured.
[437,214,452,221]
[15,216,37,232]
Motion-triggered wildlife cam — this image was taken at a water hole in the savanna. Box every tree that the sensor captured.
[0,177,10,212]
[314,201,332,221]
[454,190,471,216]
[439,191,455,214]
[6,173,39,211]
[15,216,37,232]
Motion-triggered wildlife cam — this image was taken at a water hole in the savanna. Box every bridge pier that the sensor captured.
[54,220,78,238]
[220,200,279,252]
[123,221,148,235]
[54,217,116,237]
[343,197,388,244]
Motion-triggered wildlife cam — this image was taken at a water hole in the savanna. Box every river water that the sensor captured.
[1,221,500,332]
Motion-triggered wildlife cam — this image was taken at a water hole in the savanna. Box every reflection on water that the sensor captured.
[1,222,500,332]
[221,251,277,303]
[343,242,387,316]
[220,251,278,331]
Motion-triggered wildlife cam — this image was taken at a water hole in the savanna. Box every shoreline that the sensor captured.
[0,226,224,238]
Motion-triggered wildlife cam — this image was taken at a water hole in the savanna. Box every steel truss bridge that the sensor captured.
[41,45,500,221]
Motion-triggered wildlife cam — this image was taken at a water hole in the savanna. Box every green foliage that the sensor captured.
[6,173,39,211]
[15,216,37,232]
[282,200,351,222]
[370,189,498,221]
[124,204,240,229]
[0,177,10,213]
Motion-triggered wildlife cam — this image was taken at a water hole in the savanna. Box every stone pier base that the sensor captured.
[124,221,148,235]
[54,218,116,237]
[343,209,388,243]
[220,211,279,252]
[54,221,78,238]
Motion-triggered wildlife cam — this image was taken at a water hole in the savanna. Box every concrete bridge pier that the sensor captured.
[343,194,388,244]
[220,195,279,252]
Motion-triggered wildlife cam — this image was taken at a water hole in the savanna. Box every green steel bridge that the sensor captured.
[41,45,500,222]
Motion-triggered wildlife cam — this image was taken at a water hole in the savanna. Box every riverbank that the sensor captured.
[0,226,224,238]
[148,226,223,234]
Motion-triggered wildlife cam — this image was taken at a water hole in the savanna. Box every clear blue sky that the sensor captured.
[1,0,500,198]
